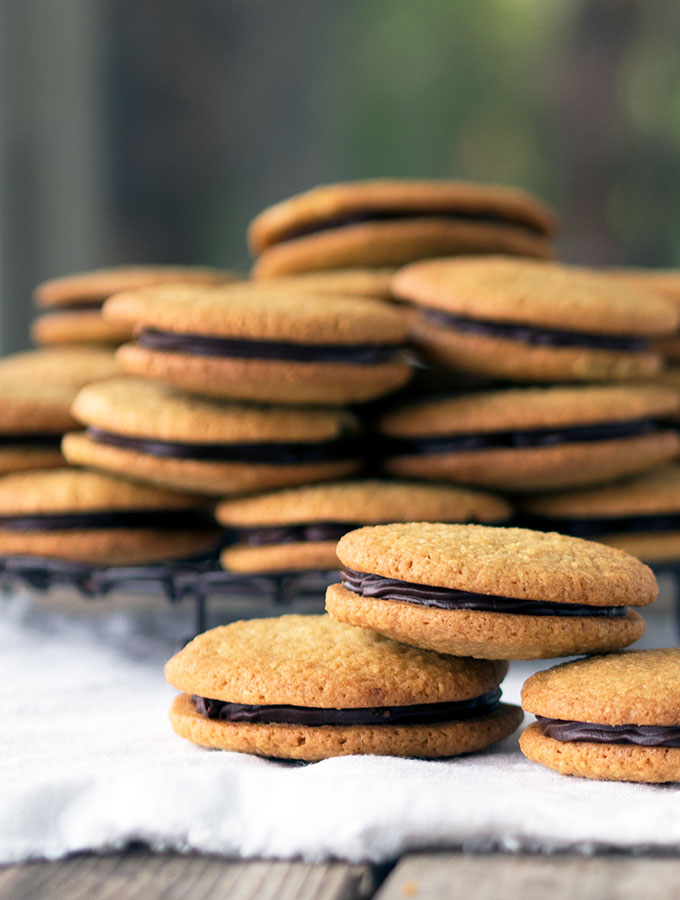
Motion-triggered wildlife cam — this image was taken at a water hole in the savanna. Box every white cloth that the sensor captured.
[1,590,679,864]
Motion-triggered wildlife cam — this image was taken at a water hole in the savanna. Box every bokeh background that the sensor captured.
[2,0,680,353]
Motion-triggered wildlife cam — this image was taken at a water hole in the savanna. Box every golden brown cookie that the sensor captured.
[395,258,678,382]
[31,309,133,346]
[326,523,654,660]
[165,614,522,760]
[378,385,680,492]
[256,268,396,299]
[520,649,680,782]
[105,282,411,405]
[63,376,361,495]
[249,180,557,276]
[0,467,219,564]
[0,346,118,388]
[217,479,511,574]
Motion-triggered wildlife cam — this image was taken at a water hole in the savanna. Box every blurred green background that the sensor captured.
[2,0,680,352]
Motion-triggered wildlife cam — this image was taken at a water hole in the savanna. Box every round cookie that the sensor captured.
[378,385,680,492]
[0,467,220,565]
[520,649,680,782]
[217,479,511,574]
[326,523,655,660]
[0,346,118,388]
[105,282,411,405]
[249,180,557,276]
[601,268,680,362]
[165,614,522,760]
[63,376,361,496]
[395,257,678,382]
[257,268,396,299]
[522,464,680,563]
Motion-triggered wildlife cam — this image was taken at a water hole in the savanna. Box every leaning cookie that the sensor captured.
[0,468,220,565]
[249,179,557,277]
[326,523,655,660]
[63,376,361,496]
[105,282,411,405]
[32,264,238,346]
[522,464,680,564]
[165,614,522,760]
[378,385,680,492]
[395,257,678,382]
[520,650,680,783]
[217,479,511,574]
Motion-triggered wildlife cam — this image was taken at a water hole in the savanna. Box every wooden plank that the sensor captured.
[0,853,373,900]
[375,853,680,900]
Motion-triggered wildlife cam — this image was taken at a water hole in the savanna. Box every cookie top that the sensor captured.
[34,265,238,308]
[0,467,206,514]
[103,283,407,344]
[0,346,118,387]
[249,180,558,252]
[257,268,396,298]
[605,267,680,303]
[378,384,679,437]
[521,649,680,725]
[0,381,78,434]
[393,258,679,336]
[336,523,657,607]
[523,464,680,518]
[216,479,511,526]
[71,376,359,442]
[165,613,509,707]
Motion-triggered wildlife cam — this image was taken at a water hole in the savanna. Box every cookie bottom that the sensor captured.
[519,722,680,783]
[325,584,646,660]
[31,310,132,346]
[0,446,64,475]
[169,692,523,761]
[221,540,339,574]
[598,531,680,564]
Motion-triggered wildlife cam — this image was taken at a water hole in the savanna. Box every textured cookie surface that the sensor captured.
[0,381,79,433]
[0,347,118,387]
[165,614,509,706]
[257,268,396,298]
[220,540,341,574]
[335,523,657,607]
[393,258,679,335]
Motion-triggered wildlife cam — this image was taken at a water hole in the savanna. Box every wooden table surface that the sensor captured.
[2,851,680,899]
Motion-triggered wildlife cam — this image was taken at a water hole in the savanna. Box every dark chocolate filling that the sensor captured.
[277,210,546,243]
[48,301,104,313]
[86,427,357,464]
[340,569,627,618]
[387,419,657,457]
[521,513,680,540]
[137,329,404,364]
[192,687,502,725]
[537,717,680,748]
[0,509,213,532]
[237,523,357,546]
[422,307,649,353]
[0,433,63,448]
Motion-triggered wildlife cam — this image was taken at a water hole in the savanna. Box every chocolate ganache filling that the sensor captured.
[387,419,657,457]
[137,329,404,364]
[192,687,502,725]
[340,569,627,618]
[537,717,680,748]
[0,433,63,448]
[0,509,213,532]
[521,513,680,540]
[422,308,649,353]
[236,523,357,546]
[87,427,356,464]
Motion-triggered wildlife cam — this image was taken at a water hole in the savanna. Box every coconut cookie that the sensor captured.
[0,467,220,565]
[520,649,680,783]
[396,257,678,382]
[165,614,522,760]
[249,180,557,277]
[32,264,238,346]
[0,346,118,388]
[105,282,411,405]
[326,523,655,660]
[217,479,511,574]
[378,385,680,492]
[522,464,680,564]
[63,376,361,496]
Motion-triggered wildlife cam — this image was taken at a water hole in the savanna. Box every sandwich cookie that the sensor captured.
[0,468,220,565]
[520,649,680,782]
[0,346,118,388]
[603,268,680,362]
[63,376,361,495]
[105,283,411,405]
[0,380,80,474]
[217,479,511,574]
[32,265,238,346]
[378,385,680,492]
[257,268,396,299]
[165,614,522,760]
[395,257,678,382]
[249,180,557,277]
[522,464,680,564]
[326,523,655,660]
